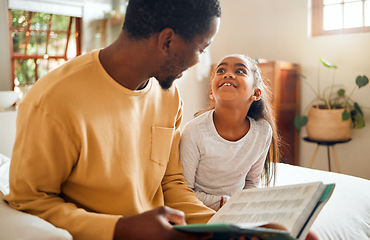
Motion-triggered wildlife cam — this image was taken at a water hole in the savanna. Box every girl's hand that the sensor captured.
[220,196,226,208]
[220,195,230,209]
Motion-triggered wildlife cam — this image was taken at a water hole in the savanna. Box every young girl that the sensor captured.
[179,54,280,211]
[180,54,320,240]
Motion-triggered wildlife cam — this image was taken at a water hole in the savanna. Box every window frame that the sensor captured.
[312,0,370,36]
[8,9,81,89]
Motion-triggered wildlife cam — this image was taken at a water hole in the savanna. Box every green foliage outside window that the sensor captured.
[9,9,79,86]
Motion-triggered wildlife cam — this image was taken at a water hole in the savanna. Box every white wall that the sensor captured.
[176,52,213,130]
[81,0,113,53]
[209,0,370,180]
[0,0,12,90]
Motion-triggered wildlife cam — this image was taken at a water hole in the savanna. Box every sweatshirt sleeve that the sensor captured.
[5,104,120,240]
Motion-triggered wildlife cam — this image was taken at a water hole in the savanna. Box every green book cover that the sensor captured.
[174,223,295,240]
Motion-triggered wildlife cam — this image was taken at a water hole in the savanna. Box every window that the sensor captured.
[8,9,81,89]
[312,0,370,36]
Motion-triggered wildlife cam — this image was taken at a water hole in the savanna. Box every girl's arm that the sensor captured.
[194,190,230,211]
[244,155,265,189]
[179,124,201,189]
[245,123,273,189]
[180,124,229,211]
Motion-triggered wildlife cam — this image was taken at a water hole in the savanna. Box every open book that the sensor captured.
[174,182,335,240]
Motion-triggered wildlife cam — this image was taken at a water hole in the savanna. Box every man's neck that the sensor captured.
[98,31,155,90]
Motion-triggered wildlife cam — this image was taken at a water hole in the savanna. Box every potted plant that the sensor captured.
[294,57,369,141]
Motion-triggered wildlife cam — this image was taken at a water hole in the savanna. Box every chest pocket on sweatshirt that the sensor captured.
[151,126,175,167]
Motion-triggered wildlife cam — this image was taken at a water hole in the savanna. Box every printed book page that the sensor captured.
[208,182,326,238]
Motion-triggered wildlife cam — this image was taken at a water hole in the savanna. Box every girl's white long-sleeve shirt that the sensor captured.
[180,110,272,211]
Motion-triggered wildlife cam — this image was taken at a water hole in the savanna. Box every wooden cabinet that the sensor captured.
[257,60,301,165]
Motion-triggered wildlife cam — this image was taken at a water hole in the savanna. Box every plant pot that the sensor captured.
[306,106,352,141]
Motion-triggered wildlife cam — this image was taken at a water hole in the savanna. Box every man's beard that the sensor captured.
[159,75,177,90]
[158,53,186,90]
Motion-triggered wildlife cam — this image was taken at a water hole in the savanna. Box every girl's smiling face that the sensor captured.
[211,56,261,106]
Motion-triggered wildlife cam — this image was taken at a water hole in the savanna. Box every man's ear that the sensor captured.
[157,28,175,54]
[253,88,262,101]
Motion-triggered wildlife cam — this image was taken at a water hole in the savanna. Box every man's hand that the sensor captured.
[113,206,211,240]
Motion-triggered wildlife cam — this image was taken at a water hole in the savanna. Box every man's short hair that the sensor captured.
[123,0,221,42]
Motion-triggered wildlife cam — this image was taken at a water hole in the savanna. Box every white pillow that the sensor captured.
[0,153,72,240]
[0,153,10,193]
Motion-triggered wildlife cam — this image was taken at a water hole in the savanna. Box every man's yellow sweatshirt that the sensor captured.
[5,50,214,240]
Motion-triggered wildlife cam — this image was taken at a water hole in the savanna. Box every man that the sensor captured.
[5,0,221,239]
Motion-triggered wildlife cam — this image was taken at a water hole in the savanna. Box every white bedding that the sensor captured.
[274,163,370,240]
[0,153,72,240]
[0,153,369,240]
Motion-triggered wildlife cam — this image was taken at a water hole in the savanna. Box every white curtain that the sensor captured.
[8,0,84,17]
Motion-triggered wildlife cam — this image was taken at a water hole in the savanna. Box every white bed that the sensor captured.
[273,163,370,240]
[0,153,369,240]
